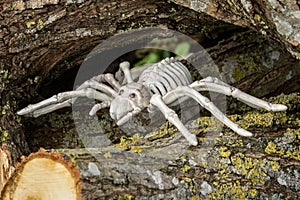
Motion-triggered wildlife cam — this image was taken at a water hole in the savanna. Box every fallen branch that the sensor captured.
[1,150,82,200]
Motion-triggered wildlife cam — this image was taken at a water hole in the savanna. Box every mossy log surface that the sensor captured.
[0,0,299,199]
[50,93,299,200]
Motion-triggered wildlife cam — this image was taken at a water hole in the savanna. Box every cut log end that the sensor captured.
[1,150,82,200]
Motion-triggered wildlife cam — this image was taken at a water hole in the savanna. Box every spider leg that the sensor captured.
[162,86,253,138]
[119,61,133,83]
[190,77,287,111]
[17,88,112,117]
[116,107,142,126]
[18,72,119,118]
[92,73,121,90]
[89,101,111,116]
[76,79,117,97]
[116,64,151,84]
[27,99,73,117]
[150,94,198,146]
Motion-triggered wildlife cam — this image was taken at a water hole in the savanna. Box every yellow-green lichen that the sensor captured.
[0,128,8,142]
[229,153,281,185]
[191,195,202,200]
[268,160,280,171]
[26,21,36,28]
[182,177,192,183]
[209,180,256,200]
[182,164,191,173]
[37,19,44,29]
[254,14,261,22]
[265,141,280,154]
[193,93,298,137]
[117,194,135,200]
[264,128,300,161]
[215,137,244,147]
[146,121,178,142]
[192,116,223,134]
[103,152,112,159]
[219,146,231,158]
[232,153,266,184]
[115,134,143,153]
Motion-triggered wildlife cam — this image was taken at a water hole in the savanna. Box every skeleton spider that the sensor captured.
[18,57,287,146]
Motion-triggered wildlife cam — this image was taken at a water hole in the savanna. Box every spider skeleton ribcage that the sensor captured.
[138,58,193,95]
[18,57,287,146]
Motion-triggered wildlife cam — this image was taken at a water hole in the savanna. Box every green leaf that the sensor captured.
[134,52,160,67]
[174,42,191,56]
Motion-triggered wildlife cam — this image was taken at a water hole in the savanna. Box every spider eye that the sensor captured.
[119,90,124,95]
[130,93,136,98]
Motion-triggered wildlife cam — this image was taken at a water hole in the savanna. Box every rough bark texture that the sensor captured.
[56,92,300,199]
[172,0,300,58]
[0,0,299,199]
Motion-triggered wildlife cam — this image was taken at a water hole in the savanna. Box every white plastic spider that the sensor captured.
[18,57,287,146]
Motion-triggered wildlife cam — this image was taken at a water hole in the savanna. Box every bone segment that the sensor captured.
[76,80,117,97]
[190,77,287,111]
[139,67,177,92]
[116,107,142,126]
[150,94,198,146]
[119,61,133,83]
[89,101,111,116]
[138,58,193,95]
[163,86,253,137]
[93,73,121,90]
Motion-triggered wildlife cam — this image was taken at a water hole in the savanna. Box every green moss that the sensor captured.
[232,67,246,82]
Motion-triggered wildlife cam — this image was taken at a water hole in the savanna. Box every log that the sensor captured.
[39,93,300,199]
[0,144,14,193]
[0,0,299,199]
[172,0,300,58]
[1,0,299,162]
[1,150,82,200]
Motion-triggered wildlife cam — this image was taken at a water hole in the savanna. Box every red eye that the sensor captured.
[119,90,124,95]
[130,93,136,98]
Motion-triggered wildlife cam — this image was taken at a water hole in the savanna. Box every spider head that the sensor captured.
[110,82,151,126]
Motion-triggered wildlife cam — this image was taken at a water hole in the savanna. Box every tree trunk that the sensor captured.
[0,0,299,199]
[172,0,300,58]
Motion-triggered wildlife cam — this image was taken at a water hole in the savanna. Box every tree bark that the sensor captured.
[55,92,300,199]
[0,0,299,199]
[172,0,300,58]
